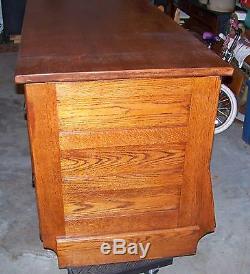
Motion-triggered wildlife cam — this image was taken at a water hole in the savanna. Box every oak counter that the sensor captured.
[16,0,233,268]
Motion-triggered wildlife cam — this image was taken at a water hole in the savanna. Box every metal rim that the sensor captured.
[215,89,233,129]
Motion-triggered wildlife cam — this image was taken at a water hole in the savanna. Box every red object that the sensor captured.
[241,0,250,9]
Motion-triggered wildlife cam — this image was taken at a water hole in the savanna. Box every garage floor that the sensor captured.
[0,52,250,274]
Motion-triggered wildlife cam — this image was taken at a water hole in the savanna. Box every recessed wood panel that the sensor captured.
[61,144,185,178]
[63,185,180,218]
[56,79,192,131]
[64,210,179,236]
[59,127,188,150]
[62,173,183,193]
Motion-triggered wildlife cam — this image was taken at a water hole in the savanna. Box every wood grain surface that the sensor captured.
[15,0,233,84]
[24,76,220,267]
[61,144,185,219]
[64,210,179,236]
[59,127,188,150]
[56,226,200,267]
[19,0,232,268]
[63,185,180,218]
[60,145,185,178]
[56,79,192,131]
[62,173,183,193]
[25,84,65,251]
[55,78,191,258]
[179,77,220,230]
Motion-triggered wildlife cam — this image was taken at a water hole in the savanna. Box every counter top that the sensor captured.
[15,0,233,84]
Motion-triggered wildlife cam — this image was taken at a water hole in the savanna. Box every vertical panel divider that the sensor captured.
[178,76,220,235]
[25,83,65,251]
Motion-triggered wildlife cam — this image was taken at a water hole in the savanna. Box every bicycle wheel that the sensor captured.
[215,84,238,134]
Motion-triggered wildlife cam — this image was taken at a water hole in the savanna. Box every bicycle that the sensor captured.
[203,13,250,134]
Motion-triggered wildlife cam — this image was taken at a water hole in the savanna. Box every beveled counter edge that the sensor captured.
[15,67,234,85]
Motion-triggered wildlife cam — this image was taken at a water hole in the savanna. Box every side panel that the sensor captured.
[25,77,220,267]
[56,78,192,241]
[55,78,202,267]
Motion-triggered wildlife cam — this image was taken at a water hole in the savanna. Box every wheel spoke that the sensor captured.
[218,109,229,118]
[216,116,224,126]
[218,107,231,110]
[219,95,230,101]
[219,98,230,103]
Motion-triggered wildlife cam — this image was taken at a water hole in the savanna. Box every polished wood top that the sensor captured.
[15,0,233,84]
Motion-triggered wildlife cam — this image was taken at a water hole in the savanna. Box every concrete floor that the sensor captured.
[0,52,250,274]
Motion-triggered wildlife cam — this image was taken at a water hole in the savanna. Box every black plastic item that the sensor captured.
[68,258,173,274]
[1,0,26,36]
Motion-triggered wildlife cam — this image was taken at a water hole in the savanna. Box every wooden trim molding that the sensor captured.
[56,226,200,268]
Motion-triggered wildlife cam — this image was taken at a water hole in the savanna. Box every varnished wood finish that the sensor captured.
[56,79,189,246]
[59,127,188,150]
[50,76,219,266]
[63,184,180,218]
[64,210,180,236]
[15,0,233,84]
[23,76,222,267]
[56,79,192,131]
[25,84,65,250]
[18,0,233,269]
[56,226,200,267]
[60,145,185,178]
[178,77,220,231]
[62,173,183,193]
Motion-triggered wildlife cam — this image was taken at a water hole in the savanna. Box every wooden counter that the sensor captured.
[15,0,233,269]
